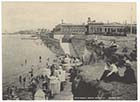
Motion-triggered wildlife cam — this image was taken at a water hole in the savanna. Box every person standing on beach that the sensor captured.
[38,56,42,69]
[11,86,16,99]
[19,75,22,86]
[39,56,42,63]
[23,77,26,89]
[30,65,34,78]
[25,59,27,65]
[7,87,12,99]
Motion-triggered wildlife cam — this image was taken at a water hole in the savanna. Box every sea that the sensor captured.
[2,34,56,90]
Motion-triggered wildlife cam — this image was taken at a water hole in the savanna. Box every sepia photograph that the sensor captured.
[2,2,137,100]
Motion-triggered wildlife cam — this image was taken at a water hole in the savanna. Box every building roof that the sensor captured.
[88,22,126,27]
[103,23,126,27]
[56,23,86,27]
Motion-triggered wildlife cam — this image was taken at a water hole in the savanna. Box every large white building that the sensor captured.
[52,18,136,36]
[87,22,126,36]
[52,23,87,35]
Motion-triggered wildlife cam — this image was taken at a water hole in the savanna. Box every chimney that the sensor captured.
[87,17,91,23]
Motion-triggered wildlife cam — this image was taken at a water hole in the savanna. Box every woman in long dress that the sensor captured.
[100,60,119,82]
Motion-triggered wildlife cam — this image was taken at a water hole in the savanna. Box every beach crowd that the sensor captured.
[4,39,137,100]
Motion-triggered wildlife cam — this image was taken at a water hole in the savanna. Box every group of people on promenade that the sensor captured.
[29,54,83,100]
[5,53,83,100]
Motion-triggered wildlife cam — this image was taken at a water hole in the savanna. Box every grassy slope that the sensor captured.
[71,34,137,100]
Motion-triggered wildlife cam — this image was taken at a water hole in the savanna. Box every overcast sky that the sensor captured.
[2,2,136,32]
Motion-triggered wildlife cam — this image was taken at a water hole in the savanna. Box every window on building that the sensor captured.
[90,27,93,32]
[111,28,113,32]
[117,28,120,32]
[97,28,99,32]
[120,28,122,32]
[100,28,102,32]
[105,28,107,32]
[108,28,110,32]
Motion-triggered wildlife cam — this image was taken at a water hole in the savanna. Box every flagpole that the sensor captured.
[130,5,133,34]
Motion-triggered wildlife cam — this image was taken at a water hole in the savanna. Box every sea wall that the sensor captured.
[42,37,64,55]
[71,35,86,58]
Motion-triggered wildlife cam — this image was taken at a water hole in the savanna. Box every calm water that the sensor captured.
[2,35,56,88]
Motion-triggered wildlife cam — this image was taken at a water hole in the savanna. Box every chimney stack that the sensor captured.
[87,17,91,23]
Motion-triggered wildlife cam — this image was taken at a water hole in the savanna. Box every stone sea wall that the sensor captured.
[42,37,64,55]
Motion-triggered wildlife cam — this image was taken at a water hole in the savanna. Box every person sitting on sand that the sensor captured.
[110,40,117,47]
[63,54,71,64]
[130,50,137,61]
[122,47,128,53]
[100,60,119,82]
[109,40,119,52]
[122,62,136,84]
[117,55,132,81]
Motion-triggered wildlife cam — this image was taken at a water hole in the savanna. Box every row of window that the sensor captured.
[89,27,124,33]
[62,27,86,32]
[53,26,128,34]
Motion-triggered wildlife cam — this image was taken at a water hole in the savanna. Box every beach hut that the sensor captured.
[57,67,66,91]
[56,66,66,81]
[34,88,46,100]
[49,76,61,95]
